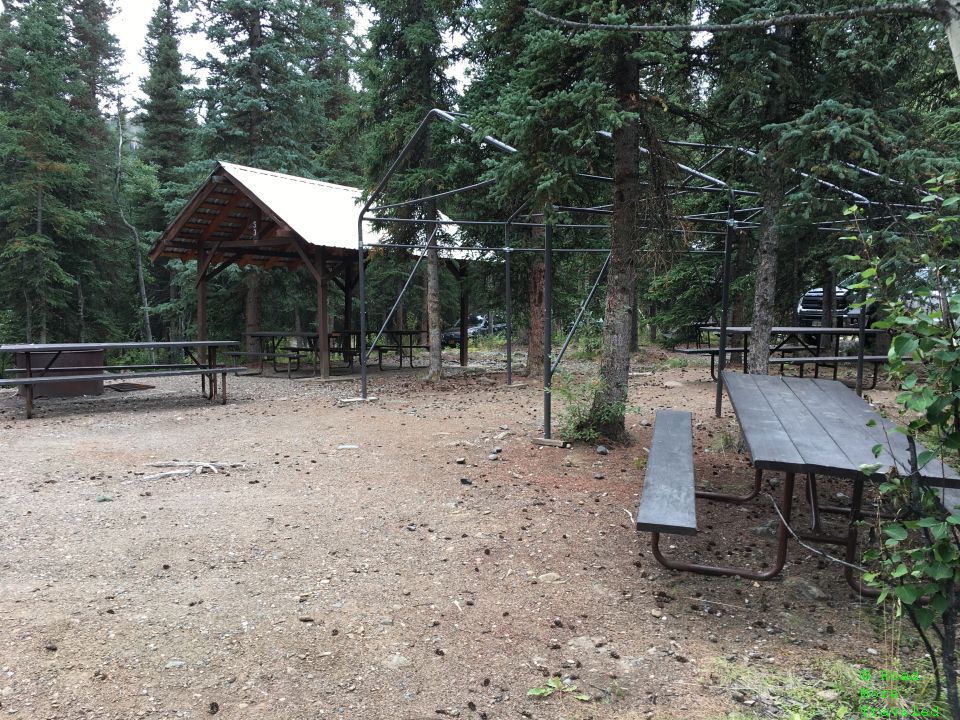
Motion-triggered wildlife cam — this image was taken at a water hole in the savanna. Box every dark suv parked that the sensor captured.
[440,315,506,347]
[796,283,864,326]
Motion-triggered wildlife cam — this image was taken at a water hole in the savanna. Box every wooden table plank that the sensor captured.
[782,377,899,479]
[813,379,960,488]
[722,373,805,471]
[0,341,238,353]
[751,376,861,476]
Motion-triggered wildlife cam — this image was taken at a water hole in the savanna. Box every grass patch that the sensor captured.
[710,657,947,720]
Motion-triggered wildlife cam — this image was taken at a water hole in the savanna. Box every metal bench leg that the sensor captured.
[806,472,821,532]
[697,467,763,503]
[649,472,795,581]
[25,384,33,419]
[221,372,227,405]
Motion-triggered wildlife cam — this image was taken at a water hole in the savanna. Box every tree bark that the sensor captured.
[747,161,785,375]
[525,256,545,378]
[747,23,793,376]
[77,281,85,343]
[244,270,261,354]
[582,18,643,441]
[820,263,836,350]
[23,289,32,343]
[114,106,154,350]
[425,243,442,381]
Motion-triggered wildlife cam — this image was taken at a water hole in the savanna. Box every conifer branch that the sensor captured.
[528,3,949,35]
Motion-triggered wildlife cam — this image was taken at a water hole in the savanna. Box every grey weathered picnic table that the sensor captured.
[725,372,958,588]
[0,340,242,418]
[641,372,958,591]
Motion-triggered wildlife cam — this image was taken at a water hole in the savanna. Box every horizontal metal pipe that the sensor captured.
[369,179,497,212]
[360,241,724,256]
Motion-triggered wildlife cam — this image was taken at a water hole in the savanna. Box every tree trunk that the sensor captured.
[425,244,442,381]
[77,280,86,343]
[525,256,545,378]
[630,290,639,351]
[114,107,154,350]
[586,125,640,439]
[747,24,793,376]
[747,161,785,375]
[23,290,32,343]
[943,580,959,718]
[582,22,642,441]
[244,271,261,354]
[820,263,835,350]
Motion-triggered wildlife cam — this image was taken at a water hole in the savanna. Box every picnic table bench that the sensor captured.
[635,374,959,590]
[0,341,243,418]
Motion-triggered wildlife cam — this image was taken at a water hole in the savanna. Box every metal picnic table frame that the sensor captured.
[656,371,959,591]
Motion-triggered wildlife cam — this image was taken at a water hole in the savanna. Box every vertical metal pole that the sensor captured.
[505,244,512,386]
[459,263,469,367]
[855,301,866,396]
[357,220,368,398]
[543,223,553,438]
[715,193,735,418]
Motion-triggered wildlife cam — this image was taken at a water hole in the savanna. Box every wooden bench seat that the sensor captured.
[0,367,246,417]
[376,343,430,370]
[636,409,698,535]
[225,350,301,376]
[767,355,887,389]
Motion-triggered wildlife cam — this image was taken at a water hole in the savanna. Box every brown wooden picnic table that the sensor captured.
[0,340,242,418]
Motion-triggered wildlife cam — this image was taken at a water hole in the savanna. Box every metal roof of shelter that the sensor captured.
[150,161,492,268]
[149,161,375,269]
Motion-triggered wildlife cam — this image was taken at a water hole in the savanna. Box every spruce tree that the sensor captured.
[196,0,357,346]
[139,0,196,205]
[467,1,683,437]
[0,0,91,341]
[361,0,458,381]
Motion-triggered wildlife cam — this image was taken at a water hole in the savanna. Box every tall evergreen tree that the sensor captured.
[139,0,196,203]
[467,1,682,437]
[197,0,357,346]
[137,0,198,343]
[0,0,92,341]
[361,0,459,381]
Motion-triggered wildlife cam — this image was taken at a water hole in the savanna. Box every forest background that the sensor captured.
[0,0,957,370]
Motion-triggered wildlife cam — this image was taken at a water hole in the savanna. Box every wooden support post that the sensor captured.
[315,248,330,379]
[344,261,354,334]
[197,240,207,343]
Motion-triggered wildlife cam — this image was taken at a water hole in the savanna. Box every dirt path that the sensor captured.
[0,353,914,719]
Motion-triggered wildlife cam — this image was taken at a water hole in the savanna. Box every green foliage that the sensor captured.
[554,370,637,444]
[852,175,960,711]
[527,676,591,703]
[137,0,196,230]
[713,657,944,720]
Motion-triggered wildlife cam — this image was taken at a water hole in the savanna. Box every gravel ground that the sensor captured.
[0,350,912,719]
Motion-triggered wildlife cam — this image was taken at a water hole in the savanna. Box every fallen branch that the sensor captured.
[141,461,247,481]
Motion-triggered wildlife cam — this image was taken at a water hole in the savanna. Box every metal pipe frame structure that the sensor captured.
[356,108,927,434]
